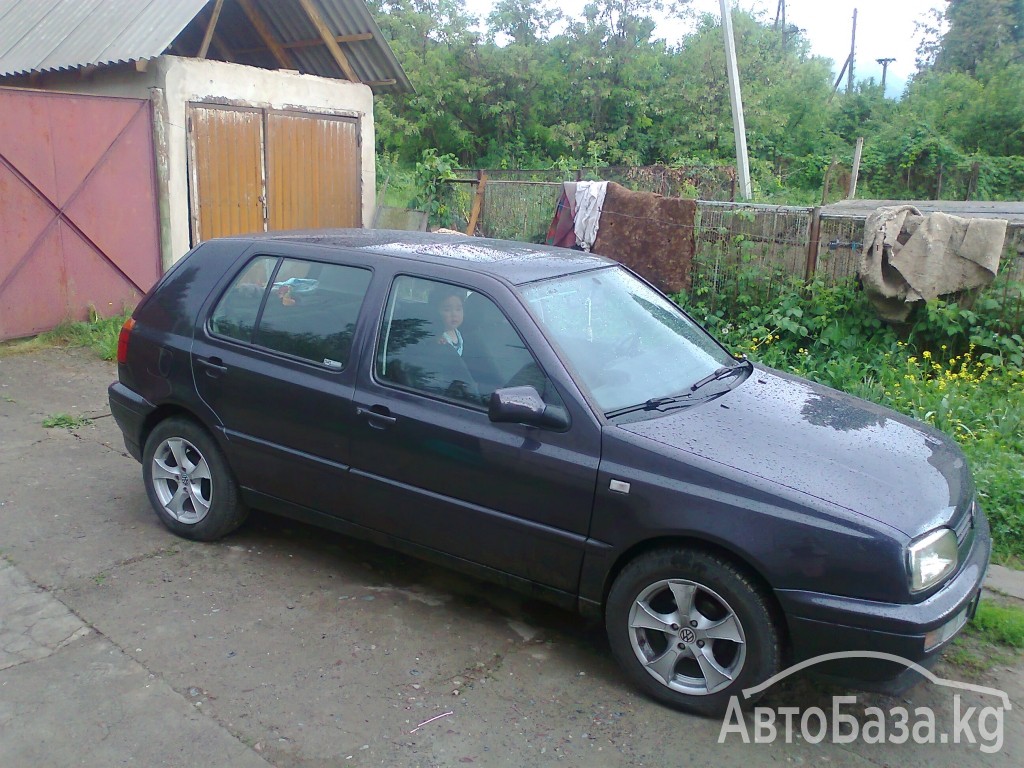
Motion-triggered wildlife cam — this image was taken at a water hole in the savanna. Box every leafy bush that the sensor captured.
[412,149,468,230]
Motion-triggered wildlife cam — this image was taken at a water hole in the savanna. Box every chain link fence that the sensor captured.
[447,164,736,243]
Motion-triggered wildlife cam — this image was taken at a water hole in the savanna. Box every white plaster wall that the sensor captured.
[15,57,377,270]
[7,62,160,96]
[157,56,376,267]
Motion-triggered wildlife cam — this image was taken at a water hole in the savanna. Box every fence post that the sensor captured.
[805,207,822,281]
[848,137,864,198]
[966,162,980,201]
[465,171,487,236]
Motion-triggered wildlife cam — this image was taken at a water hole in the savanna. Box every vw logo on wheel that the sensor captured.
[680,627,697,644]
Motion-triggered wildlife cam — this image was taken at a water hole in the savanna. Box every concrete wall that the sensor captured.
[14,57,376,270]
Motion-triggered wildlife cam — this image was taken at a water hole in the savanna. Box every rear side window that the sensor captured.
[211,257,275,342]
[210,256,371,369]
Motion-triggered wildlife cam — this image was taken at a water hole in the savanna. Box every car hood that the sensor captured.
[615,365,970,537]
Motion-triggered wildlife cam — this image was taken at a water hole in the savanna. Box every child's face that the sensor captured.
[439,295,463,331]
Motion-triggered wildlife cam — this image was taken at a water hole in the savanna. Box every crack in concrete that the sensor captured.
[0,561,93,670]
[112,545,184,569]
[1,556,272,764]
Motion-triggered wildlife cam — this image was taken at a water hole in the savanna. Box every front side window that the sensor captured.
[520,267,734,412]
[376,276,559,407]
[210,256,371,369]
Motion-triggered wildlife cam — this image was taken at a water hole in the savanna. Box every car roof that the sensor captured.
[226,229,615,285]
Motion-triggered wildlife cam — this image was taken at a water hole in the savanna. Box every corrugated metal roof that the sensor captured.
[0,0,411,92]
[0,0,209,75]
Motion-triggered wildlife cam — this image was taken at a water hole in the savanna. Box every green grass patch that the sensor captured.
[968,601,1024,649]
[944,600,1024,674]
[0,307,131,361]
[43,413,93,430]
[943,639,1014,675]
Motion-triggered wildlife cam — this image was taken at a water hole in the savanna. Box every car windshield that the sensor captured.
[519,267,736,413]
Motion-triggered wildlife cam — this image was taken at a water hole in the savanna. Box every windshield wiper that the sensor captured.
[604,393,694,419]
[690,359,752,392]
[604,360,751,419]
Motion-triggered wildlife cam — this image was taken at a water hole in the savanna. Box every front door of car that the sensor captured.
[347,274,601,594]
[191,252,373,512]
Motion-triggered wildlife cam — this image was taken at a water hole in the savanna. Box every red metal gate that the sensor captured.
[0,87,161,341]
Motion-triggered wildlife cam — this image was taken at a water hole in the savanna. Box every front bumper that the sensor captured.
[108,381,154,463]
[776,510,991,684]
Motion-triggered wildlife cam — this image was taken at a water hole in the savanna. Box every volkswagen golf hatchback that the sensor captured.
[109,230,990,715]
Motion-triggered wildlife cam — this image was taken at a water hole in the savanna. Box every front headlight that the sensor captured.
[907,528,959,593]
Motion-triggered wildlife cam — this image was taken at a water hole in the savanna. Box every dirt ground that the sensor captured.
[0,347,1021,767]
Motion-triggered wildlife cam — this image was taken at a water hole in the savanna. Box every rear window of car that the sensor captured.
[210,256,371,369]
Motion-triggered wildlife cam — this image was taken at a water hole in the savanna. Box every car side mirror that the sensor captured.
[488,386,569,430]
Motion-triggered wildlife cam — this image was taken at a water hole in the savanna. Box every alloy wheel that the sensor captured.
[150,436,213,524]
[627,578,747,696]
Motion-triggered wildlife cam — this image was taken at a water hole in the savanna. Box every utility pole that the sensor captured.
[774,0,786,48]
[876,57,896,94]
[721,0,752,200]
[847,8,857,93]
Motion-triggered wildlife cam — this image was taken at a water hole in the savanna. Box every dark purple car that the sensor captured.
[109,230,989,715]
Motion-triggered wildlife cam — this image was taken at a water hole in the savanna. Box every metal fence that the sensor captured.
[690,202,814,311]
[453,164,737,202]
[440,175,1024,316]
[477,180,562,243]
[447,164,736,243]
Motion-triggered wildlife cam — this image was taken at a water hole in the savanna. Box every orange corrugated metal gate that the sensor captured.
[188,104,361,243]
[187,105,266,241]
[0,87,161,341]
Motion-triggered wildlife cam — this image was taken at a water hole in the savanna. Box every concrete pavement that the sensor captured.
[1,347,1022,767]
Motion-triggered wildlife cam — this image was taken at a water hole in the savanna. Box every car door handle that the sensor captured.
[196,356,228,377]
[356,406,397,429]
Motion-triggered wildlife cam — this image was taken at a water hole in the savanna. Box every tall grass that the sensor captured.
[0,307,130,361]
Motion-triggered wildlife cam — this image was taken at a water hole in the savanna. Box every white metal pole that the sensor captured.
[720,0,752,200]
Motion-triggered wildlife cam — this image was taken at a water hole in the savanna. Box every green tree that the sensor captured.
[935,0,1024,74]
[367,0,1024,202]
[486,0,562,44]
[370,0,489,163]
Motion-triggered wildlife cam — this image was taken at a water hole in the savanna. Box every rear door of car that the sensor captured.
[347,268,602,594]
[191,241,375,513]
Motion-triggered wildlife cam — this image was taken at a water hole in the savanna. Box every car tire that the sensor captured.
[606,547,781,717]
[142,417,248,541]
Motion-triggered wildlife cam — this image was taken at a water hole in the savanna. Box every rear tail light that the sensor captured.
[116,317,136,364]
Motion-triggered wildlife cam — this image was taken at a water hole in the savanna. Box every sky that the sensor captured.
[677,0,945,97]
[462,0,946,99]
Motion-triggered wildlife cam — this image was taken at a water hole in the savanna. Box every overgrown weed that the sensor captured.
[0,306,131,361]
